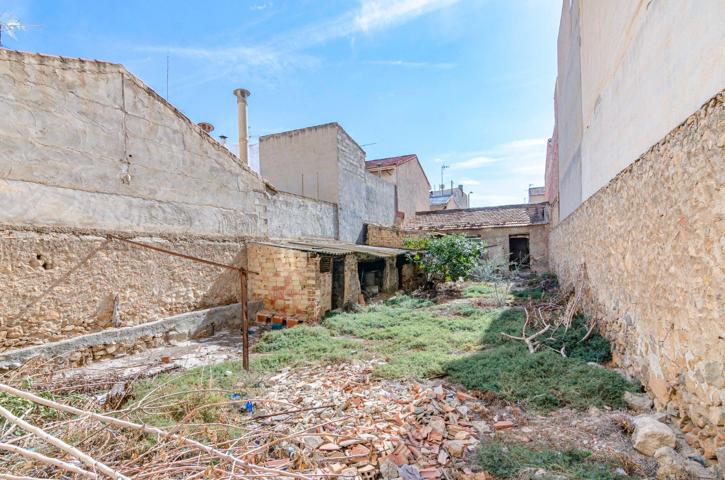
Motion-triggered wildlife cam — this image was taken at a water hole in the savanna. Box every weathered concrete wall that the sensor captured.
[0,228,245,351]
[0,49,267,236]
[554,0,725,219]
[336,128,396,242]
[549,93,724,458]
[259,124,340,204]
[267,191,338,239]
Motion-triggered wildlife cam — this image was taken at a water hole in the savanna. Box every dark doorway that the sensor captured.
[509,236,530,269]
[331,257,345,309]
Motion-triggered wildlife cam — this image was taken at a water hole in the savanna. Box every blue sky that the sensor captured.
[2,0,560,206]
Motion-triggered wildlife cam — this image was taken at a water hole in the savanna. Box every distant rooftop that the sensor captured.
[528,186,545,195]
[409,203,549,231]
[366,154,418,169]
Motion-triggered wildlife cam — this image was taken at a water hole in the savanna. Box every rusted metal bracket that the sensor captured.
[107,235,252,370]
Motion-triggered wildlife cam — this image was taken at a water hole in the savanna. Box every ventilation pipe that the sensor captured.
[233,88,251,165]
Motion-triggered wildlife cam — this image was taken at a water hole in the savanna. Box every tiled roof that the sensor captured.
[409,203,549,231]
[365,154,418,169]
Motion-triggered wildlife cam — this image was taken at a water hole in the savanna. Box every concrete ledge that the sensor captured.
[0,304,240,369]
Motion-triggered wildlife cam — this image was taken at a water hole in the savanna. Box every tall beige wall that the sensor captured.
[397,161,431,221]
[549,94,724,457]
[259,124,340,204]
[555,0,725,219]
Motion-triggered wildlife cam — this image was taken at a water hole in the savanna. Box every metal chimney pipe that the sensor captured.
[233,88,251,165]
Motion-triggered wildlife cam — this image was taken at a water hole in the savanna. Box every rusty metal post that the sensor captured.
[240,270,249,371]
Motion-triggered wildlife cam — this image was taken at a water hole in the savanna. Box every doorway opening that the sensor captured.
[331,257,345,309]
[509,235,530,270]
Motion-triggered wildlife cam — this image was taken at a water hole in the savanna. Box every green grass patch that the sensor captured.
[463,283,496,297]
[512,288,545,300]
[253,324,362,370]
[443,309,634,411]
[476,440,639,479]
[324,299,498,378]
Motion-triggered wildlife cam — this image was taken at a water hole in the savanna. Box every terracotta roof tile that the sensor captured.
[409,203,549,230]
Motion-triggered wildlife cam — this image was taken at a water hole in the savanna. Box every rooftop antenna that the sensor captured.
[165,54,170,101]
[440,164,449,190]
[0,15,40,48]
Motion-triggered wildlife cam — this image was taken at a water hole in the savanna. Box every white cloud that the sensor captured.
[139,0,460,84]
[355,0,459,33]
[450,156,497,169]
[458,177,480,186]
[250,2,272,11]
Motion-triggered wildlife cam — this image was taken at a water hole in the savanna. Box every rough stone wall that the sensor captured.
[549,93,724,457]
[247,243,322,320]
[0,228,245,351]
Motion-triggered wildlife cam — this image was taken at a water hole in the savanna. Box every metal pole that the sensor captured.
[240,271,249,371]
[108,234,253,370]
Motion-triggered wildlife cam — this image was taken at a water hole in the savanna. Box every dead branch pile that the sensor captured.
[501,266,596,356]
[0,361,488,479]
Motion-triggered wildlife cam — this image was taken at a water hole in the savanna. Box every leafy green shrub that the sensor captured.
[404,234,486,282]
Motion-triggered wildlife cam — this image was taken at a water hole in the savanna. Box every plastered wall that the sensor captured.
[555,0,725,219]
[0,49,267,236]
[259,124,340,204]
[549,93,724,457]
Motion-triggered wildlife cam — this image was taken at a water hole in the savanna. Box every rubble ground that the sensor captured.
[0,278,658,478]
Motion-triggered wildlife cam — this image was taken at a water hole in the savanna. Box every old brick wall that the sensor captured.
[0,228,245,351]
[549,93,724,457]
[247,243,323,320]
[366,224,424,248]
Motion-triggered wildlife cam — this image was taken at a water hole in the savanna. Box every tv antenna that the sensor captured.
[440,164,449,189]
[0,15,40,47]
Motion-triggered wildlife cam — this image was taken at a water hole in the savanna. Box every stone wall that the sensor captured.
[366,224,425,249]
[0,227,245,351]
[548,93,724,458]
[247,243,323,320]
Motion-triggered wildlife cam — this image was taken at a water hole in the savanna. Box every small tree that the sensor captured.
[404,234,486,282]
